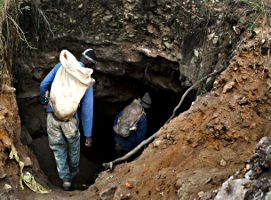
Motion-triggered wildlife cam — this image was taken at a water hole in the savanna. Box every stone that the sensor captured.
[213,80,219,88]
[5,184,12,192]
[215,179,255,200]
[245,170,252,179]
[100,184,116,199]
[128,33,134,38]
[147,24,155,34]
[238,96,248,105]
[222,81,235,93]
[103,15,113,22]
[194,49,199,57]
[0,167,7,179]
[220,159,227,167]
[100,188,113,198]
[153,139,162,147]
[21,157,32,167]
[208,32,215,40]
[1,136,12,148]
[246,164,251,171]
[257,137,271,149]
[164,41,172,49]
[2,85,16,93]
[213,36,219,44]
[198,191,204,198]
[249,122,256,129]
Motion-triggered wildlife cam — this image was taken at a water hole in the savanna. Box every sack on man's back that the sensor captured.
[113,99,144,138]
[49,49,95,121]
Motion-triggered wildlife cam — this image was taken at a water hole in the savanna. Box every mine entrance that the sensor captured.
[16,56,195,190]
[27,87,194,190]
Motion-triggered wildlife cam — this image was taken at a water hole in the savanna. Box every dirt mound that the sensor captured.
[83,25,271,199]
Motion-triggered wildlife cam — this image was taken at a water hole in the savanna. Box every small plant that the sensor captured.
[240,0,270,27]
[200,90,206,96]
[21,6,30,11]
[19,0,30,11]
[238,0,271,73]
[57,26,62,33]
[247,18,256,37]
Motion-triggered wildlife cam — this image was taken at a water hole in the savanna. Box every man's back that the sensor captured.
[114,109,147,150]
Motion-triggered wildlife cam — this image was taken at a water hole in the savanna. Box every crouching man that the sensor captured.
[113,92,152,156]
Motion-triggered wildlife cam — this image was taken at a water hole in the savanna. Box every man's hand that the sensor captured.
[85,136,92,147]
[43,104,47,112]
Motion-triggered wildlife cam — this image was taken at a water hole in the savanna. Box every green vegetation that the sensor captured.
[0,0,37,91]
[200,90,206,96]
[239,0,271,73]
[240,0,270,35]
[57,26,62,34]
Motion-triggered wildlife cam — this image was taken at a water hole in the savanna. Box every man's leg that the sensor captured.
[62,117,80,178]
[47,113,72,190]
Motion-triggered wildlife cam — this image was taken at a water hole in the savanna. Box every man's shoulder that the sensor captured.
[49,62,62,74]
[54,62,62,69]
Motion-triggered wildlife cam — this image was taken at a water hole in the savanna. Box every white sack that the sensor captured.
[49,49,95,121]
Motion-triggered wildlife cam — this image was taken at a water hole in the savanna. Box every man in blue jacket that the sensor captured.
[113,92,152,156]
[40,49,96,191]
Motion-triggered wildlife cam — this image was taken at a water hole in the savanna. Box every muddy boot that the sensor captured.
[62,179,71,191]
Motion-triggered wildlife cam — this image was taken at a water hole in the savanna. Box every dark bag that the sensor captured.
[113,99,144,138]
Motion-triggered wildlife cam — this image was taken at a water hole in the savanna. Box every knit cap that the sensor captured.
[141,92,152,109]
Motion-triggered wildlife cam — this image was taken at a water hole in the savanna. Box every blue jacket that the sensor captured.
[40,62,94,137]
[114,108,147,150]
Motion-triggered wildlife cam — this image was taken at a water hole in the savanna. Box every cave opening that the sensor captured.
[28,87,193,190]
[15,55,196,191]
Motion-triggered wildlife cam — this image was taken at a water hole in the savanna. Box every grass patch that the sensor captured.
[239,0,271,73]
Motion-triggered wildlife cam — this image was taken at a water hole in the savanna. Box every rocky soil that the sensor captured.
[84,24,271,200]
